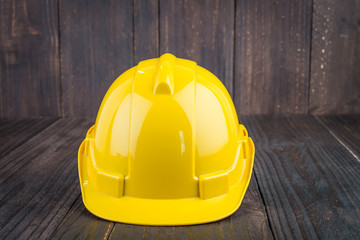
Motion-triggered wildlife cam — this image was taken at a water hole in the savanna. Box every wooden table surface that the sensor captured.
[0,115,359,240]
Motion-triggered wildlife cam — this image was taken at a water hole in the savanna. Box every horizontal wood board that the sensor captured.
[1,115,359,239]
[241,115,360,239]
[316,115,360,159]
[0,118,56,158]
[0,119,93,239]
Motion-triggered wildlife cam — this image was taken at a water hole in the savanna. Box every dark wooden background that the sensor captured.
[0,0,359,118]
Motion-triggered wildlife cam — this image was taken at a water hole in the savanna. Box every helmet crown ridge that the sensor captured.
[153,53,175,95]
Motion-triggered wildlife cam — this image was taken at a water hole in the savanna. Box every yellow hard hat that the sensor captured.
[78,53,255,225]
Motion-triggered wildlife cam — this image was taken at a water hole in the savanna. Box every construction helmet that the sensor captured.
[78,53,255,225]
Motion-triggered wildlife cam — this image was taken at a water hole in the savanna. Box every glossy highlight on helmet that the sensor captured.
[78,53,255,225]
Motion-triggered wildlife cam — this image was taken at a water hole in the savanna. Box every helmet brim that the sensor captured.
[78,140,254,226]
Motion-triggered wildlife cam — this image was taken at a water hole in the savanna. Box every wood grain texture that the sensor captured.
[134,0,159,64]
[235,0,312,114]
[0,118,55,158]
[1,1,360,117]
[60,0,133,118]
[160,0,234,96]
[1,116,359,239]
[316,115,360,158]
[0,0,60,117]
[0,119,93,239]
[309,0,360,114]
[50,196,114,240]
[241,115,360,239]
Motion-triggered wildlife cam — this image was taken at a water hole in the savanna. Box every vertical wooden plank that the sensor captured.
[0,0,60,117]
[160,0,234,96]
[235,0,312,114]
[134,0,159,64]
[60,0,133,118]
[309,0,360,114]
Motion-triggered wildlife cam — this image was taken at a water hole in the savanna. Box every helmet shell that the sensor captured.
[78,53,255,225]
